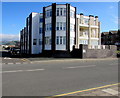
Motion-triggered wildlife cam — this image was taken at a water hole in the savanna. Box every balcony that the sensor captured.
[79,31,88,39]
[79,19,98,28]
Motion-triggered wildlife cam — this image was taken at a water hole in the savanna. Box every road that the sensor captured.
[2,58,118,96]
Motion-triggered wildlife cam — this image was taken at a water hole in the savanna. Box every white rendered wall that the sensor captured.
[56,5,66,50]
[45,6,52,50]
[31,13,40,54]
[70,6,75,51]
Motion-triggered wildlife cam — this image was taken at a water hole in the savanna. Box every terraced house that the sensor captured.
[20,3,101,57]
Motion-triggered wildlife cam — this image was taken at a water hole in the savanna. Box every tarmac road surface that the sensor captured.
[2,58,118,96]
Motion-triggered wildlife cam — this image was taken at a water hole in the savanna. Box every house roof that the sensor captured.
[102,32,109,35]
[109,30,118,34]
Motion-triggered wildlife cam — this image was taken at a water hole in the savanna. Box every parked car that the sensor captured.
[9,47,20,55]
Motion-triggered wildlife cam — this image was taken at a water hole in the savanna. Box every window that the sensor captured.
[50,24,52,30]
[63,23,66,30]
[84,18,89,25]
[91,40,98,45]
[45,24,47,31]
[60,8,63,16]
[56,22,66,31]
[57,8,59,16]
[48,24,49,31]
[70,10,75,18]
[46,24,48,31]
[40,17,43,22]
[82,31,88,37]
[45,37,51,45]
[56,8,66,16]
[60,22,62,30]
[63,8,66,16]
[56,36,66,45]
[56,22,59,30]
[86,40,87,44]
[80,17,83,24]
[50,9,52,16]
[84,32,88,35]
[45,37,48,45]
[45,11,47,17]
[79,40,88,45]
[49,39,51,44]
[63,36,66,44]
[45,10,52,18]
[33,39,37,45]
[39,28,42,34]
[70,24,75,32]
[60,36,62,44]
[56,36,59,44]
[47,10,50,17]
[91,29,96,37]
[45,23,51,31]
[39,39,42,45]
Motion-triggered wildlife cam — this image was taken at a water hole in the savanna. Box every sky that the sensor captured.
[2,2,118,41]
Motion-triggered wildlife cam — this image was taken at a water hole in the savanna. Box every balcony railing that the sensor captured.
[80,19,97,26]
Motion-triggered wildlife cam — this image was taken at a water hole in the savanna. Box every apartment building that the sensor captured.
[75,13,101,48]
[20,3,101,56]
[20,3,76,56]
[20,27,26,54]
[43,3,76,54]
[20,12,42,55]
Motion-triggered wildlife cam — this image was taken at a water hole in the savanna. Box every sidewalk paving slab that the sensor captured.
[70,84,119,96]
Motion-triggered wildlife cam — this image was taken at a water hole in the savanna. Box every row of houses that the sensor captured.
[101,30,120,46]
[20,3,101,56]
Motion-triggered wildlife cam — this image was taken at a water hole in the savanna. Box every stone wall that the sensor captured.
[72,44,117,58]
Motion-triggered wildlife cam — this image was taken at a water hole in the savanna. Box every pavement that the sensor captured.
[1,48,119,65]
[53,83,119,97]
[1,54,118,65]
[2,58,118,96]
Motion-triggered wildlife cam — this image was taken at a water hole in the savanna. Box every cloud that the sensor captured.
[0,34,20,41]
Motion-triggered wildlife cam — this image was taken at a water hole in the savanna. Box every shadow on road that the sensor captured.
[0,51,22,58]
[1,51,10,57]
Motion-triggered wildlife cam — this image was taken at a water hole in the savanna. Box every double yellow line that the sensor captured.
[47,83,120,98]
